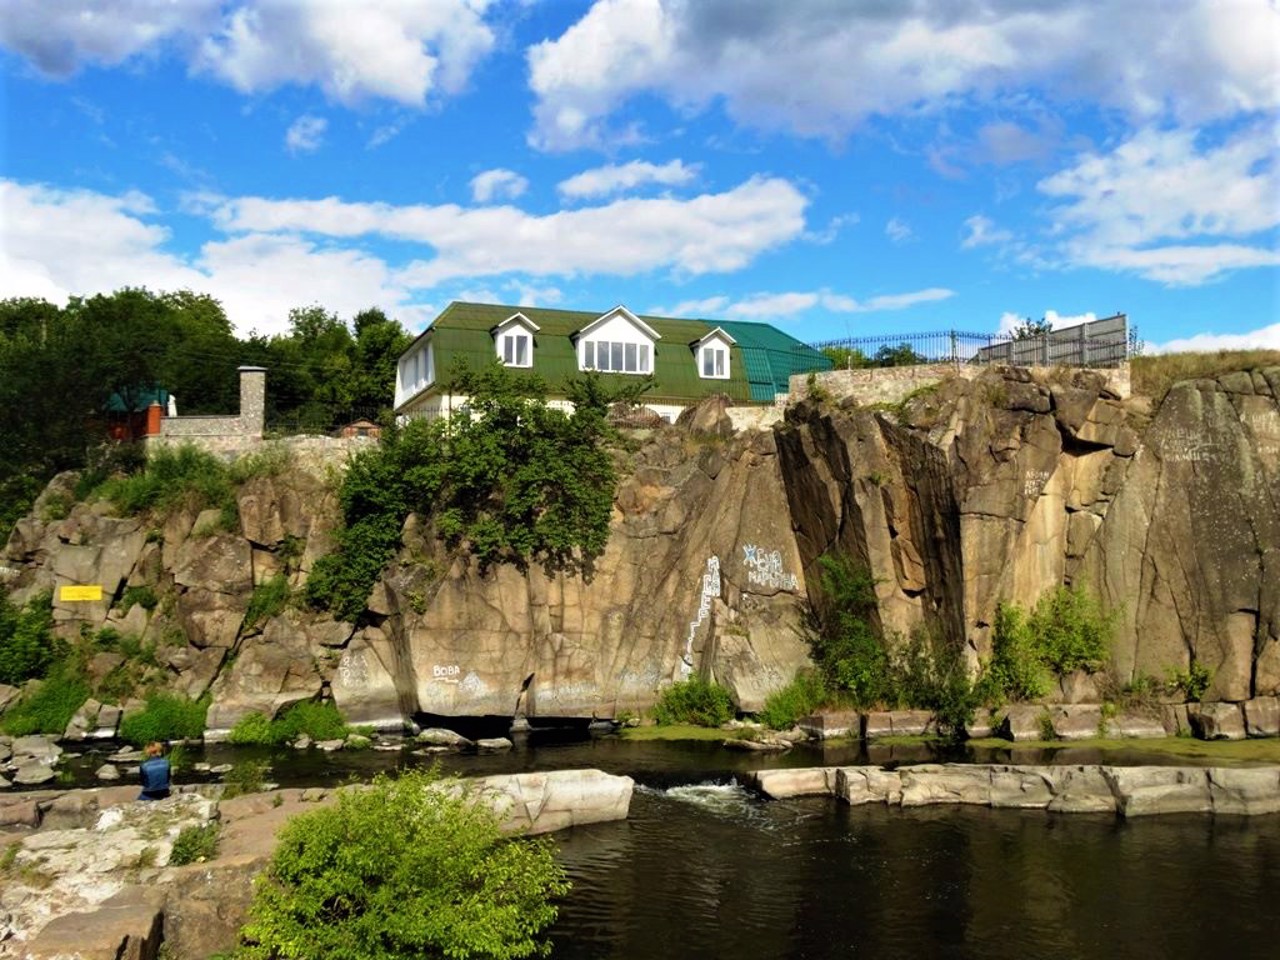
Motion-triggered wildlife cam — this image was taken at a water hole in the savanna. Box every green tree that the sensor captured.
[236,769,569,960]
[873,343,927,367]
[820,345,872,369]
[1010,317,1053,340]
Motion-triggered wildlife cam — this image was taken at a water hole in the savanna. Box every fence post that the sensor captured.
[1078,323,1088,367]
[950,330,958,365]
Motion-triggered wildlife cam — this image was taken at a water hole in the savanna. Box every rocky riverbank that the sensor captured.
[0,768,633,960]
[747,763,1280,816]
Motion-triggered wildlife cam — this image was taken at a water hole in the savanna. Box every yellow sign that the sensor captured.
[59,585,103,602]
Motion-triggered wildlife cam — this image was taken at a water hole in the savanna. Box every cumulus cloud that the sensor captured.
[527,0,1280,150]
[469,168,529,204]
[996,309,1098,335]
[0,1,497,108]
[558,159,698,199]
[1153,323,1280,353]
[657,287,954,320]
[1039,123,1280,284]
[206,175,808,285]
[284,114,327,153]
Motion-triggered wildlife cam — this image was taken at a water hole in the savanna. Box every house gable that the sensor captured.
[691,328,736,380]
[492,312,540,368]
[574,306,660,376]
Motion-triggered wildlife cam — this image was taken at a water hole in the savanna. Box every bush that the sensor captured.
[1029,586,1113,674]
[243,574,291,631]
[0,590,56,685]
[0,668,89,735]
[652,676,736,727]
[987,601,1051,702]
[757,671,827,730]
[892,625,982,738]
[95,444,237,526]
[228,700,351,746]
[170,823,220,865]
[235,769,569,960]
[118,692,209,745]
[1166,660,1213,702]
[802,554,891,707]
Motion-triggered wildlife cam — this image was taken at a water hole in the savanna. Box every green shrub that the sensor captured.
[228,700,351,746]
[757,671,828,730]
[892,625,982,738]
[119,585,158,614]
[235,769,569,960]
[95,444,236,522]
[243,574,291,631]
[801,554,891,707]
[118,692,209,745]
[170,823,220,865]
[0,668,89,735]
[0,590,56,685]
[1166,660,1213,702]
[1028,586,1113,674]
[652,676,736,727]
[987,601,1051,702]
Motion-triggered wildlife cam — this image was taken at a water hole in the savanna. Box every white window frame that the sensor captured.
[694,328,735,381]
[499,330,531,368]
[582,338,651,374]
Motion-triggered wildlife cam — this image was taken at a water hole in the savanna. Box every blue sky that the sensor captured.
[1,0,1277,349]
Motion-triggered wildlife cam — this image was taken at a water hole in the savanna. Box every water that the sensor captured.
[50,732,1280,958]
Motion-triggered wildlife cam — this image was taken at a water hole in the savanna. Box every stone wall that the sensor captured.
[149,367,268,458]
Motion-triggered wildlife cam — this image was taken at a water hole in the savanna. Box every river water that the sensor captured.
[57,732,1280,958]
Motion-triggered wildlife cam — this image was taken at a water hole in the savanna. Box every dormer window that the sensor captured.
[492,312,539,368]
[574,305,660,376]
[693,328,735,380]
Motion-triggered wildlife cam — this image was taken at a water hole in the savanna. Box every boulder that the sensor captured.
[746,767,836,799]
[1243,697,1280,737]
[1207,766,1280,815]
[20,885,165,960]
[899,764,991,806]
[473,769,634,835]
[1106,711,1167,739]
[416,728,472,748]
[1105,766,1212,817]
[12,734,63,762]
[1188,702,1247,741]
[835,766,903,806]
[13,760,56,785]
[476,737,513,752]
[1049,704,1102,740]
[1044,765,1118,814]
[1000,705,1048,742]
[989,765,1055,809]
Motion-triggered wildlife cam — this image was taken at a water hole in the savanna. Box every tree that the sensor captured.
[1010,317,1053,340]
[873,343,926,367]
[236,769,570,960]
[820,345,872,369]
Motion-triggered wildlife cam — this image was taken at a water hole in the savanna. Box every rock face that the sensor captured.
[4,366,1280,729]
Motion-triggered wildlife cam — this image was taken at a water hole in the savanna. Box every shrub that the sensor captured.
[95,444,236,522]
[228,700,351,746]
[0,668,89,735]
[119,585,158,614]
[892,625,982,738]
[652,676,736,727]
[235,769,569,960]
[0,590,56,685]
[227,711,275,746]
[1028,586,1113,675]
[118,692,209,745]
[1166,660,1213,702]
[802,554,891,707]
[243,574,291,631]
[987,601,1051,702]
[170,823,220,865]
[757,671,828,730]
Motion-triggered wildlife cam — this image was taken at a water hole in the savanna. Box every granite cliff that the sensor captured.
[2,364,1277,732]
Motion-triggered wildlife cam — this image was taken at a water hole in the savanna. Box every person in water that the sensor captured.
[138,741,171,800]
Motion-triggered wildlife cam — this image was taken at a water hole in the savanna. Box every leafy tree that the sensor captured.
[873,343,927,367]
[236,769,569,960]
[820,345,872,369]
[1010,317,1053,340]
[802,554,889,706]
[0,591,56,685]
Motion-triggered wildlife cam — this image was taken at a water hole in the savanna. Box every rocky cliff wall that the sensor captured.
[3,365,1277,731]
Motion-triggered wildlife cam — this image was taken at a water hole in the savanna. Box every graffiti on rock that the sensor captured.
[741,544,799,592]
[681,555,721,677]
[432,664,461,684]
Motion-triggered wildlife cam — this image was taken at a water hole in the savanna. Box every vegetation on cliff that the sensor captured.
[652,676,737,726]
[306,362,632,623]
[236,769,569,960]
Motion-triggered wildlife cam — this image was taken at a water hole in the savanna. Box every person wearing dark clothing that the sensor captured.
[138,741,171,800]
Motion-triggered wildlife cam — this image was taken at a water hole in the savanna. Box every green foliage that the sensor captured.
[652,676,736,727]
[118,693,209,746]
[0,590,56,685]
[222,759,270,800]
[235,769,569,960]
[0,667,89,735]
[819,345,872,369]
[307,362,622,622]
[244,575,292,631]
[170,823,221,865]
[874,343,927,367]
[987,601,1051,702]
[892,625,983,738]
[986,587,1114,703]
[96,444,237,524]
[757,670,828,730]
[802,554,889,707]
[1166,660,1213,702]
[1009,317,1053,340]
[228,700,351,746]
[119,585,159,614]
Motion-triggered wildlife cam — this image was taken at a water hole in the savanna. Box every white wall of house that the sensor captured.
[695,331,734,380]
[577,312,656,375]
[397,392,688,426]
[395,340,435,410]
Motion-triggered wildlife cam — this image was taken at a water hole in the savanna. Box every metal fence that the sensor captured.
[809,314,1132,370]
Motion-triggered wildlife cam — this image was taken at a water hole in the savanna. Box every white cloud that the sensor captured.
[961,214,1015,250]
[885,217,914,245]
[0,1,497,109]
[207,175,809,285]
[0,0,219,76]
[284,114,327,153]
[657,287,955,320]
[557,159,698,199]
[996,309,1098,335]
[0,179,428,338]
[470,168,529,204]
[527,0,1280,149]
[1153,323,1280,353]
[1039,123,1280,284]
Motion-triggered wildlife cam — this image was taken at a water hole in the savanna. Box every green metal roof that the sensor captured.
[105,387,170,413]
[415,302,829,407]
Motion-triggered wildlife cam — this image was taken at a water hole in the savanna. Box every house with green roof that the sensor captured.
[393,302,831,422]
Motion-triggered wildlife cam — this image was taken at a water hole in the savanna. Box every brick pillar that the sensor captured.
[146,402,163,436]
[238,366,267,439]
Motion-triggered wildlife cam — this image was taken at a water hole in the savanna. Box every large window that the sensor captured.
[499,331,531,367]
[582,339,651,374]
[700,345,727,379]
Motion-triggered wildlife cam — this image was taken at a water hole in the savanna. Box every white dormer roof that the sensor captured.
[691,326,737,348]
[491,311,541,335]
[573,305,661,342]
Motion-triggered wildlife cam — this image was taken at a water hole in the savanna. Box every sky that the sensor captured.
[1,0,1277,351]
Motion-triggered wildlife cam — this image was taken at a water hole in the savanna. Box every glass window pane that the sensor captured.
[502,336,514,363]
[584,341,594,369]
[640,344,650,373]
[715,349,725,377]
[703,347,714,377]
[625,342,637,372]
[611,342,623,371]
[516,335,528,366]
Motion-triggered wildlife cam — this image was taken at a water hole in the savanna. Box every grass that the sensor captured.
[1131,350,1280,403]
[966,736,1280,765]
[617,723,734,741]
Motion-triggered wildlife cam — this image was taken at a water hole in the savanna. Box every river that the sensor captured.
[57,731,1280,958]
